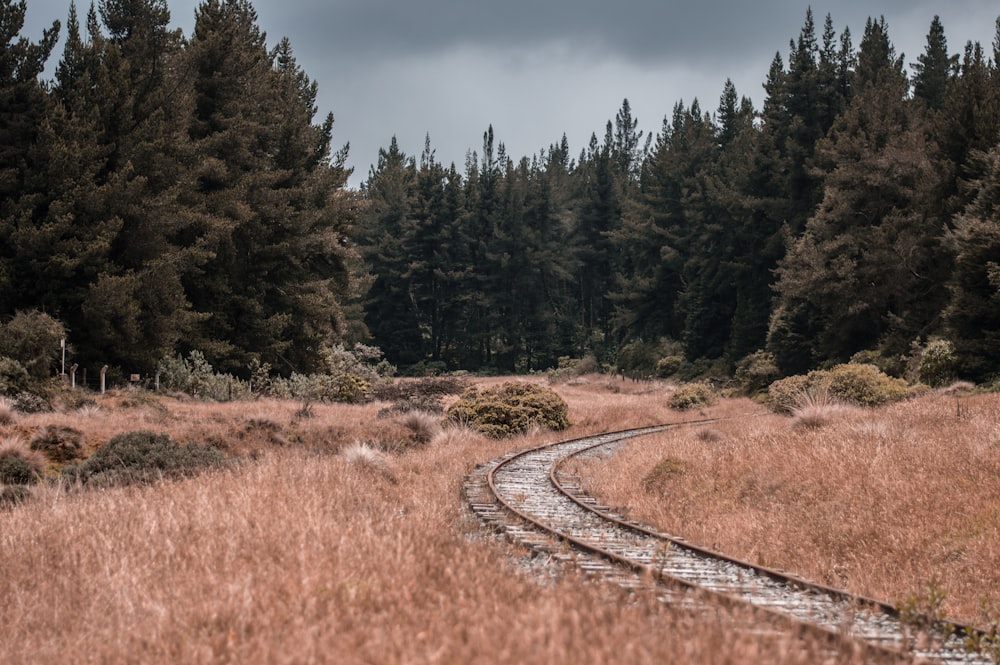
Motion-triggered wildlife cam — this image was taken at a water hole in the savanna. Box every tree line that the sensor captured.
[1,0,355,380]
[4,1,1000,385]
[358,11,1000,382]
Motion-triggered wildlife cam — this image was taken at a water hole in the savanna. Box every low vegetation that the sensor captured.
[0,376,996,663]
[667,381,716,410]
[574,390,1000,632]
[446,382,571,438]
[767,362,910,412]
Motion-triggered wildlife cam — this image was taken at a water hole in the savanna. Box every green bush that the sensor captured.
[65,430,226,486]
[668,382,716,410]
[0,439,45,485]
[767,374,813,413]
[30,425,84,462]
[734,350,780,394]
[821,364,909,407]
[156,351,249,401]
[768,364,909,412]
[446,382,570,438]
[11,391,51,413]
[0,356,29,396]
[917,339,958,388]
[655,355,684,378]
[0,310,66,380]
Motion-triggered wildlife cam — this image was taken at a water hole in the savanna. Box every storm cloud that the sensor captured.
[22,0,1000,185]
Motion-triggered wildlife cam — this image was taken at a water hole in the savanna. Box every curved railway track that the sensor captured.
[463,419,996,664]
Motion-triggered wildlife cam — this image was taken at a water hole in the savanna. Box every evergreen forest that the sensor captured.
[5,0,1000,387]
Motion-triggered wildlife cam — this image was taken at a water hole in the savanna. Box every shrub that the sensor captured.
[655,355,684,378]
[30,425,85,462]
[446,382,570,438]
[0,356,29,396]
[65,430,226,486]
[734,350,780,394]
[398,411,442,446]
[0,437,45,485]
[668,382,715,410]
[820,364,909,407]
[789,388,849,430]
[156,351,249,401]
[768,365,909,412]
[767,374,813,413]
[642,456,687,493]
[0,310,66,380]
[850,349,907,378]
[11,391,51,413]
[917,339,958,388]
[371,376,467,402]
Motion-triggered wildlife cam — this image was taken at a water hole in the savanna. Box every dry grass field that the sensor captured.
[0,375,994,663]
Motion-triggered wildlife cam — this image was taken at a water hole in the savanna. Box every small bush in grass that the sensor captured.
[11,391,51,413]
[917,339,958,388]
[821,364,909,407]
[642,456,688,493]
[377,394,444,418]
[0,437,45,485]
[0,356,29,396]
[655,355,684,378]
[790,388,849,430]
[445,382,570,438]
[64,430,226,486]
[30,425,85,462]
[370,376,467,402]
[398,411,442,446]
[769,364,908,412]
[767,374,813,413]
[667,382,715,410]
[734,350,780,395]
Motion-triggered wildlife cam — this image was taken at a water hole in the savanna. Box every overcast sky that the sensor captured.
[22,0,1000,187]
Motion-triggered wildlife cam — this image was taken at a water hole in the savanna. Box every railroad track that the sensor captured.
[463,419,996,664]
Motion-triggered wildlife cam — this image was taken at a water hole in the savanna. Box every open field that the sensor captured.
[0,376,995,663]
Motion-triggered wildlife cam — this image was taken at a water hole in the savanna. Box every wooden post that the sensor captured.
[100,365,108,394]
[70,364,78,389]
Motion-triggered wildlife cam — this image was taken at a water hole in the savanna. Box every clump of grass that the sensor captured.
[0,437,46,485]
[30,425,85,462]
[341,442,396,482]
[694,428,725,443]
[0,397,14,425]
[398,410,442,446]
[642,456,688,493]
[790,388,849,430]
[63,430,226,487]
[667,382,715,410]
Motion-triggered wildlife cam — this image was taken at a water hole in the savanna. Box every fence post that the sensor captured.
[100,365,108,394]
[70,363,78,389]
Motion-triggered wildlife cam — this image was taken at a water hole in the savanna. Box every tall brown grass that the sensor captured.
[575,391,1000,628]
[0,379,954,663]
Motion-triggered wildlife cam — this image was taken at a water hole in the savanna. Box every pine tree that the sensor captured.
[911,15,957,111]
[944,146,1000,380]
[183,0,354,374]
[770,18,942,366]
[0,0,59,311]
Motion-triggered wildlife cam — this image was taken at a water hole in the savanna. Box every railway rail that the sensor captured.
[463,419,996,664]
